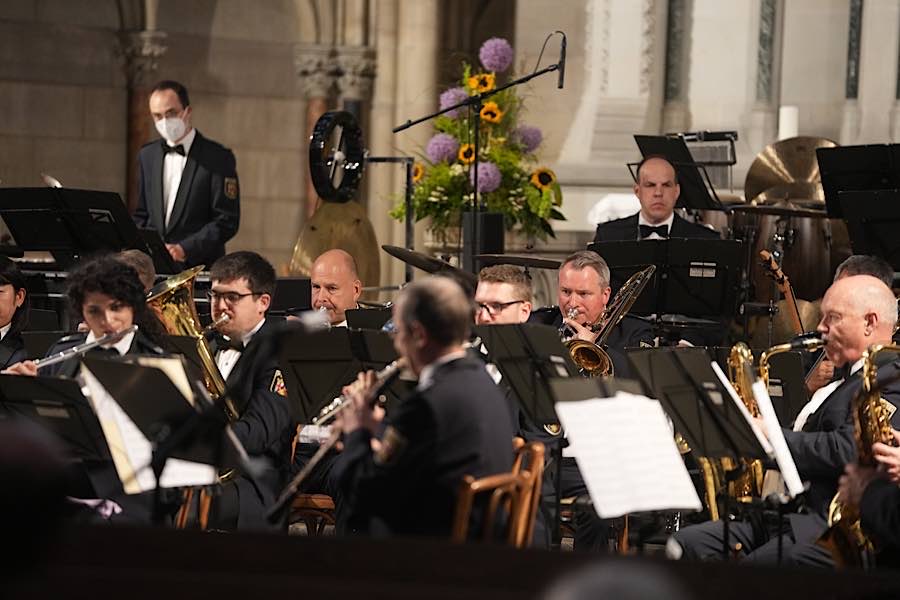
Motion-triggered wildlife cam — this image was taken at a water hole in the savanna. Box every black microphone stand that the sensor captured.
[393,42,563,275]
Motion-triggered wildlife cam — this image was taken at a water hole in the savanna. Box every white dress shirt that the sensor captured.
[792,358,864,431]
[638,212,675,239]
[0,322,10,342]
[85,329,136,356]
[163,128,196,228]
[215,317,265,381]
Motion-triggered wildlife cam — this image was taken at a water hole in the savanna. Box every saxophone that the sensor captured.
[817,343,900,568]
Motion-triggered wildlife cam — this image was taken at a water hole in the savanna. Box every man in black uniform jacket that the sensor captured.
[669,275,900,565]
[335,276,514,538]
[0,256,29,370]
[206,251,292,530]
[592,155,719,243]
[133,80,240,268]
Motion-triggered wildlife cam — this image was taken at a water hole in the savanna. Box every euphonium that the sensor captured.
[147,265,239,422]
[817,343,900,568]
[563,265,656,377]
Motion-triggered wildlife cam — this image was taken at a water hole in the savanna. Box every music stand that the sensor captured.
[0,187,168,272]
[817,144,900,219]
[278,328,400,423]
[268,278,312,315]
[633,135,724,210]
[838,189,900,270]
[346,307,392,330]
[588,239,743,319]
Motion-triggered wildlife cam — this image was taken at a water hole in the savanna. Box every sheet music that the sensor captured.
[709,361,774,456]
[81,364,217,493]
[751,380,805,498]
[555,392,701,519]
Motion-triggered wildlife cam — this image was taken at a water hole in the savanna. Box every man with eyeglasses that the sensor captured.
[474,265,533,326]
[206,251,292,530]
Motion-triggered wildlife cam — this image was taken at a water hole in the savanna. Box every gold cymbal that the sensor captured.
[744,136,837,207]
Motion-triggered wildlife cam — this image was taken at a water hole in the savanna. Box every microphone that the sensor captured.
[557,31,567,89]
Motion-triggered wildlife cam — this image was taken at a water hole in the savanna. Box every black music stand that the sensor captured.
[817,144,900,219]
[838,189,900,270]
[269,278,312,315]
[627,346,772,559]
[0,187,172,272]
[346,307,392,330]
[278,328,401,423]
[588,239,743,319]
[633,135,724,210]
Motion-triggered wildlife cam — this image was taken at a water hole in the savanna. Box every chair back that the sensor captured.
[511,438,545,547]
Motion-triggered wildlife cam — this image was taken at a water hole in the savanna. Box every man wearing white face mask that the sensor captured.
[133,80,240,268]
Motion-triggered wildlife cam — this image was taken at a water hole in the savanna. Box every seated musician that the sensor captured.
[116,249,158,293]
[311,248,362,327]
[334,276,514,538]
[5,255,167,378]
[668,275,900,566]
[530,250,653,377]
[205,251,293,530]
[838,427,900,567]
[0,256,29,370]
[592,155,720,243]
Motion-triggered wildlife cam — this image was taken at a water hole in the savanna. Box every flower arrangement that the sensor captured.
[391,37,564,242]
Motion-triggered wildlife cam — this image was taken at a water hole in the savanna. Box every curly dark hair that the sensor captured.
[66,255,166,342]
[0,255,29,335]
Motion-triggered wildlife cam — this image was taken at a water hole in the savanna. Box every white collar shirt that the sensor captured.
[162,128,197,228]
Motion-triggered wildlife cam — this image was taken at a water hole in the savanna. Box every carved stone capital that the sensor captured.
[335,46,377,101]
[117,30,168,88]
[294,43,338,100]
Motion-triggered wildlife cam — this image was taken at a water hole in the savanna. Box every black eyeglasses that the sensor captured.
[476,300,524,316]
[206,290,260,305]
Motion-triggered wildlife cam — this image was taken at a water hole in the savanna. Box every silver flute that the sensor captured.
[33,325,139,370]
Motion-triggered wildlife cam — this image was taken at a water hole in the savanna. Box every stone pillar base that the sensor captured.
[839,99,861,145]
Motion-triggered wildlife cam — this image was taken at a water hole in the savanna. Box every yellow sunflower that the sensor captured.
[479,101,504,124]
[467,72,496,94]
[458,144,476,165]
[412,162,425,183]
[530,168,556,191]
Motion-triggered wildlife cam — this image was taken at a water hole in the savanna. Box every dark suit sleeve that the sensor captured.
[781,403,856,481]
[860,478,900,548]
[336,396,438,525]
[231,360,291,456]
[133,150,151,228]
[178,148,240,262]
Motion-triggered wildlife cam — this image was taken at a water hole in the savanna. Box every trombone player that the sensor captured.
[668,275,900,566]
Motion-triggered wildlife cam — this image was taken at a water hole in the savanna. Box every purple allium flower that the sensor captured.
[470,161,502,194]
[479,37,514,73]
[439,87,469,118]
[426,133,459,163]
[513,125,543,153]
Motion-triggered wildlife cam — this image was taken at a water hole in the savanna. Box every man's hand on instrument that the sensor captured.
[166,243,186,263]
[805,358,834,396]
[2,360,38,377]
[563,318,599,343]
[872,429,900,485]
[338,370,382,435]
[838,463,880,506]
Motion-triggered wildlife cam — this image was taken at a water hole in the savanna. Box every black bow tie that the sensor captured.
[162,142,186,156]
[220,336,244,352]
[89,345,121,357]
[639,224,669,239]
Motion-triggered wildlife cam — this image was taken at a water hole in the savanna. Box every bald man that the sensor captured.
[311,249,362,327]
[592,156,719,242]
[669,275,900,567]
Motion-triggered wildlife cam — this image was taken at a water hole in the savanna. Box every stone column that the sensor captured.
[745,0,782,155]
[118,29,167,214]
[839,0,864,144]
[295,43,338,218]
[335,45,377,126]
[661,0,693,133]
[853,0,900,143]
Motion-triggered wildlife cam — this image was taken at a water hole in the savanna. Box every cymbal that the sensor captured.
[729,201,826,219]
[744,136,837,207]
[749,182,825,207]
[381,245,478,285]
[475,254,561,270]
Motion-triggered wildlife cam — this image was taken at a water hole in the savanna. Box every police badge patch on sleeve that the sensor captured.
[375,426,408,466]
[224,177,239,200]
[270,369,288,397]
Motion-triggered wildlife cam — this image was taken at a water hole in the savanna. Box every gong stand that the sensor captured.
[393,44,564,274]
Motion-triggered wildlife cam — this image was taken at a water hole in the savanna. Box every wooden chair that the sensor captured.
[511,438,545,547]
[289,493,336,536]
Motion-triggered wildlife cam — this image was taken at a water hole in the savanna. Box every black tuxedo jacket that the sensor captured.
[133,131,240,268]
[337,355,515,538]
[592,212,720,243]
[0,332,25,370]
[782,360,900,541]
[212,317,293,530]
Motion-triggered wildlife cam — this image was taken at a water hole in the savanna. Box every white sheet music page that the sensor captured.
[709,361,774,456]
[81,363,217,493]
[751,380,805,498]
[555,392,701,519]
